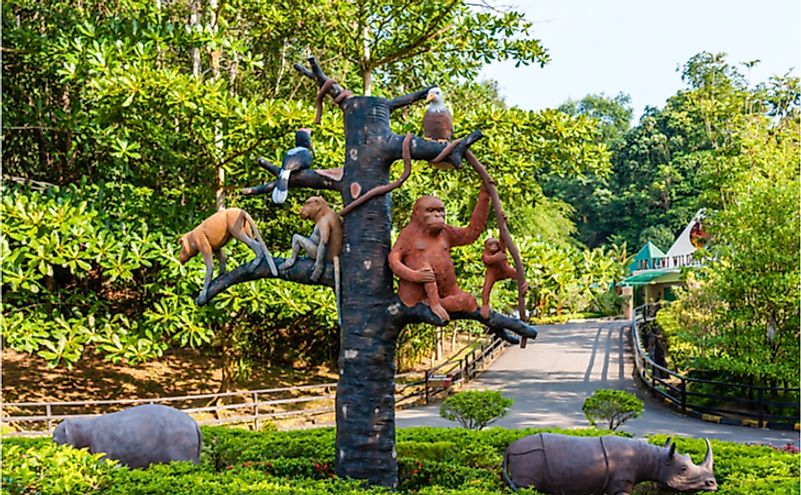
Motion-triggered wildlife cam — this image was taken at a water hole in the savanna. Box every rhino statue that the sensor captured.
[52,404,201,468]
[503,433,717,495]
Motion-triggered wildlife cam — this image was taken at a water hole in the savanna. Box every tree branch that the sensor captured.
[218,138,267,169]
[387,86,435,112]
[241,157,343,196]
[401,301,538,345]
[388,129,484,169]
[196,256,335,306]
[294,56,350,101]
[370,2,458,68]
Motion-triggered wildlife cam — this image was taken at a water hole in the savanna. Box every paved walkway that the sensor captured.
[397,320,799,446]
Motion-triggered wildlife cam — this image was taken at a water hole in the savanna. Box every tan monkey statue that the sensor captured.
[179,208,277,300]
[280,196,343,318]
[280,196,342,281]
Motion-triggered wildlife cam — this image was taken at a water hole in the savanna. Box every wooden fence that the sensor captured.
[3,336,506,437]
[631,304,800,430]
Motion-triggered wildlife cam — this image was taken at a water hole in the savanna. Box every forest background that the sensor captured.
[2,0,798,395]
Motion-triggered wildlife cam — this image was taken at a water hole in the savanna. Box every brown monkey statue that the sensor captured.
[279,196,343,321]
[388,184,490,322]
[179,208,278,301]
[481,237,529,319]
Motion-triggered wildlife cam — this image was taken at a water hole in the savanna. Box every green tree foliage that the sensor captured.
[550,53,798,249]
[582,389,644,431]
[439,390,513,430]
[558,92,633,144]
[637,225,675,252]
[284,0,550,96]
[1,0,619,381]
[543,93,631,247]
[656,108,800,387]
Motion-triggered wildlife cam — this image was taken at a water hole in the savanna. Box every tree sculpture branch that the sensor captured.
[339,130,485,216]
[294,57,352,114]
[387,86,435,111]
[195,256,335,306]
[398,129,484,168]
[399,300,538,345]
[241,157,343,196]
[294,57,341,94]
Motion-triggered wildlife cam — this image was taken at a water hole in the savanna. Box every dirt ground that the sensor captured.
[2,331,483,404]
[2,348,337,404]
[2,333,488,432]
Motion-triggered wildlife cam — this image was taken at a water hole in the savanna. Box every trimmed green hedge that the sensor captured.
[2,427,798,494]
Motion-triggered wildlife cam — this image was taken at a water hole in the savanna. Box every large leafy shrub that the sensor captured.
[2,442,116,495]
[1,182,339,375]
[439,390,513,430]
[582,389,644,431]
[2,427,797,494]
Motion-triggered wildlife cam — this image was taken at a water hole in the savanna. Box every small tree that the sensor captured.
[583,389,644,431]
[439,390,513,430]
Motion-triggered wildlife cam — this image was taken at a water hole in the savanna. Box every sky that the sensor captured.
[480,0,801,119]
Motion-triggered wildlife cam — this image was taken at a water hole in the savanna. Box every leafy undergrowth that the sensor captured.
[2,427,798,494]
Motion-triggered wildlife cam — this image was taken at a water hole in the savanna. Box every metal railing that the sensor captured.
[422,335,506,404]
[3,336,505,436]
[631,304,800,430]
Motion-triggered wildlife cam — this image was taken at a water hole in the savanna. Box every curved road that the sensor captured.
[397,320,799,446]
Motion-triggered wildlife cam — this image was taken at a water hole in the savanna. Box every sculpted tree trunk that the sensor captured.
[198,57,537,487]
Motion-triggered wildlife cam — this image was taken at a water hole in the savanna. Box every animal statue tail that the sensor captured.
[339,132,414,216]
[503,449,518,491]
[194,422,203,464]
[272,169,292,204]
[241,210,278,276]
[465,150,528,345]
[334,256,341,325]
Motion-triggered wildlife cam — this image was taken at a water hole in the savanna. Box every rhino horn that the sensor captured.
[663,437,672,448]
[666,441,677,463]
[702,438,714,469]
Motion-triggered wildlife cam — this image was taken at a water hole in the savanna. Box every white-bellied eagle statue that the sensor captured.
[423,87,453,142]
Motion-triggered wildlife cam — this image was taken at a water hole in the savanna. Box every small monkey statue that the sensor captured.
[279,196,342,280]
[179,208,277,301]
[481,237,528,319]
[280,197,343,322]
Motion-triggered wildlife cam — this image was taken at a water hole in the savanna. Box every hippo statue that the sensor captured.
[503,433,717,494]
[52,404,201,468]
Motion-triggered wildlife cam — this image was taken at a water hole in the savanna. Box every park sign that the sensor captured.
[622,209,706,288]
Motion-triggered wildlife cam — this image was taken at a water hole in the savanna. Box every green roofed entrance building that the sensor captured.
[621,210,707,309]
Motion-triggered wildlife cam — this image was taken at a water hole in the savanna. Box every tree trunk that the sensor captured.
[335,96,402,487]
[362,25,372,96]
[209,0,225,210]
[190,1,201,77]
[363,69,372,97]
[202,57,539,488]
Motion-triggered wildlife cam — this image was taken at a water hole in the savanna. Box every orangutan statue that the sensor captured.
[388,184,490,321]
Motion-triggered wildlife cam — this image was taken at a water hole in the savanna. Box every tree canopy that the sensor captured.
[2,0,618,379]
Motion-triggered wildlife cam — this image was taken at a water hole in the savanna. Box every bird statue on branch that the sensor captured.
[272,128,314,204]
[423,87,453,142]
